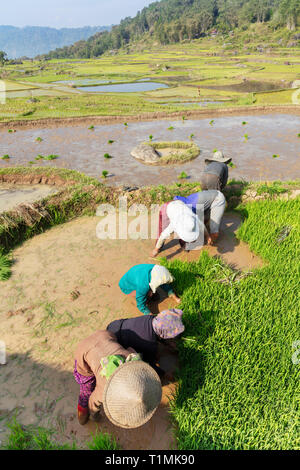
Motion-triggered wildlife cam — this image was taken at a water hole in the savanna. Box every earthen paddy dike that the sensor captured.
[1,113,299,185]
[0,212,263,450]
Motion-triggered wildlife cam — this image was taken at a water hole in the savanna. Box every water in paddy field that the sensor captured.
[0,114,299,186]
[76,82,169,93]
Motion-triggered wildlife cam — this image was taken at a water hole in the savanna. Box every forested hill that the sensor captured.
[0,25,111,59]
[43,0,300,59]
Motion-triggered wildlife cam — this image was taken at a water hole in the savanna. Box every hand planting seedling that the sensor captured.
[213,148,218,153]
[35,137,43,142]
[228,162,236,168]
[101,170,109,179]
[167,126,174,130]
[149,135,153,141]
[178,171,188,179]
[108,140,115,144]
[104,153,112,159]
[1,154,10,160]
[209,120,214,126]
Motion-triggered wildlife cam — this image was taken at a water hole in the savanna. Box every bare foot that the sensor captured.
[210,233,219,245]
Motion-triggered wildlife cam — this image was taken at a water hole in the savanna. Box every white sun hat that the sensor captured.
[167,200,200,243]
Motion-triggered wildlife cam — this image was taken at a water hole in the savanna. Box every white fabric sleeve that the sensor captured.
[155,223,174,250]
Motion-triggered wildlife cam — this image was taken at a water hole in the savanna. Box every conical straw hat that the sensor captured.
[103,361,162,429]
[205,150,231,164]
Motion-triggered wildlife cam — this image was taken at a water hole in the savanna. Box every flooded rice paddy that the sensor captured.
[76,81,169,93]
[0,114,299,186]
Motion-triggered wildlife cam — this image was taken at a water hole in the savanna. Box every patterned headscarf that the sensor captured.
[149,265,174,294]
[152,309,185,339]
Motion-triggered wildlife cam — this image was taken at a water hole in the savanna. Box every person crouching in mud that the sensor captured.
[200,150,231,191]
[151,190,226,257]
[107,309,185,380]
[74,330,162,427]
[119,264,181,315]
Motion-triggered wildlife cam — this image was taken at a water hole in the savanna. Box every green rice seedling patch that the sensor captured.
[160,197,299,450]
[145,141,200,165]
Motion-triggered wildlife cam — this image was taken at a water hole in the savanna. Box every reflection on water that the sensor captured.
[77,82,169,93]
[0,114,299,186]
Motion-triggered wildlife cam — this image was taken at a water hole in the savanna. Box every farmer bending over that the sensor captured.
[107,309,185,379]
[152,199,211,257]
[119,264,180,315]
[74,330,162,427]
[200,150,231,191]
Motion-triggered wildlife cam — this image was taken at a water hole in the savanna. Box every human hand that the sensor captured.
[151,248,159,258]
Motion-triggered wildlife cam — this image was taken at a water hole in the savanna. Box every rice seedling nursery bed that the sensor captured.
[0,166,299,449]
[145,141,200,165]
[160,197,299,450]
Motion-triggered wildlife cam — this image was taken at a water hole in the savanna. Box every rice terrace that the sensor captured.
[0,0,299,453]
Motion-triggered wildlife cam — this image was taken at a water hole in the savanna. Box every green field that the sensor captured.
[1,25,300,122]
[162,197,299,449]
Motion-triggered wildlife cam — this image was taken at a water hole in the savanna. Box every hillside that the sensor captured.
[0,25,111,59]
[42,0,300,59]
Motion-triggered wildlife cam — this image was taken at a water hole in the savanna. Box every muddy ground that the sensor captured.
[0,184,58,214]
[0,212,263,449]
[1,114,299,186]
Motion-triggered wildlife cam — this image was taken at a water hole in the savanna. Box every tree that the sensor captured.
[279,0,300,30]
[0,51,7,65]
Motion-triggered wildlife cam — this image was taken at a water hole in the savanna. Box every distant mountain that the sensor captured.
[43,0,300,59]
[0,25,112,59]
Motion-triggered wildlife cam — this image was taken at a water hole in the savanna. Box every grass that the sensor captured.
[34,154,59,161]
[160,197,299,450]
[101,170,109,178]
[0,34,299,122]
[146,141,200,165]
[1,155,10,160]
[254,181,287,197]
[178,171,188,179]
[86,431,121,451]
[0,250,12,281]
[103,153,112,159]
[1,418,120,450]
[2,419,75,450]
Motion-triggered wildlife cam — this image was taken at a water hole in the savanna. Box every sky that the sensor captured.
[0,0,155,29]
